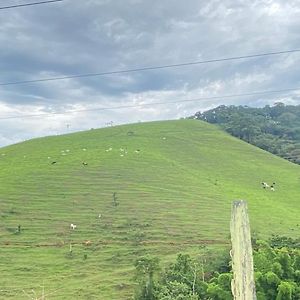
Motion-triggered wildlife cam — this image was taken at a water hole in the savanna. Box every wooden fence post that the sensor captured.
[230,200,256,300]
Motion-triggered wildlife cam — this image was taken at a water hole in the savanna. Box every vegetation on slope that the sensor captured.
[133,236,300,300]
[193,103,300,164]
[0,120,299,299]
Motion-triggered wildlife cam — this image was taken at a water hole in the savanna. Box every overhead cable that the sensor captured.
[1,49,299,86]
[0,87,299,120]
[0,0,63,10]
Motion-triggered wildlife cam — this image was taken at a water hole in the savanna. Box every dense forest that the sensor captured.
[133,236,300,300]
[193,103,300,164]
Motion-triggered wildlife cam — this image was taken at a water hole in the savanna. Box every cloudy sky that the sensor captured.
[0,0,300,146]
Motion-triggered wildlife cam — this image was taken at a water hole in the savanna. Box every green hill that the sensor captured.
[0,119,299,299]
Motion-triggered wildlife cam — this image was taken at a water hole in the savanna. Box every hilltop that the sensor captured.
[0,119,299,299]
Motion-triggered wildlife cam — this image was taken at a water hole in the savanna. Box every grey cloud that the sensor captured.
[0,0,300,146]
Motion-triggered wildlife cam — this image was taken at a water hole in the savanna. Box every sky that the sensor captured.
[0,0,300,146]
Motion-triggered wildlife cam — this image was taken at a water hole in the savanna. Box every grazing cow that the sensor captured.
[82,162,88,166]
[51,161,57,165]
[98,214,102,218]
[262,182,269,188]
[270,187,275,192]
[70,223,77,230]
[84,240,92,246]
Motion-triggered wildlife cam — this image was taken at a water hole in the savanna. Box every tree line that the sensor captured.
[133,236,300,299]
[193,103,300,164]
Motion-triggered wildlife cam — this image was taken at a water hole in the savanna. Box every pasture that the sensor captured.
[0,119,299,299]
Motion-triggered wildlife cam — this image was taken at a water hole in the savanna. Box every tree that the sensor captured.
[156,281,198,300]
[134,256,160,300]
[193,104,300,165]
[276,281,293,300]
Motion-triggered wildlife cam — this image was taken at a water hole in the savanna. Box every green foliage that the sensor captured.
[194,103,300,164]
[134,256,160,300]
[272,262,284,278]
[134,252,229,300]
[254,239,300,300]
[217,273,232,290]
[134,255,160,282]
[134,238,300,300]
[277,249,294,279]
[206,282,232,300]
[276,281,294,300]
[269,235,300,249]
[156,281,198,300]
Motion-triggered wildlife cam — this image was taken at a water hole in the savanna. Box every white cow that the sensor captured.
[70,223,77,230]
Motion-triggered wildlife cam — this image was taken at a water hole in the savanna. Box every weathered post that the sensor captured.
[230,200,256,300]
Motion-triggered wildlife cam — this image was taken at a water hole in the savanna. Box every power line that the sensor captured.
[0,0,63,10]
[0,87,299,120]
[1,49,300,86]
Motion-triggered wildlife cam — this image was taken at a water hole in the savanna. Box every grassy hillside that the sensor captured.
[0,119,299,299]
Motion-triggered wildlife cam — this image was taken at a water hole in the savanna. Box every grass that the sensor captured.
[0,119,299,299]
